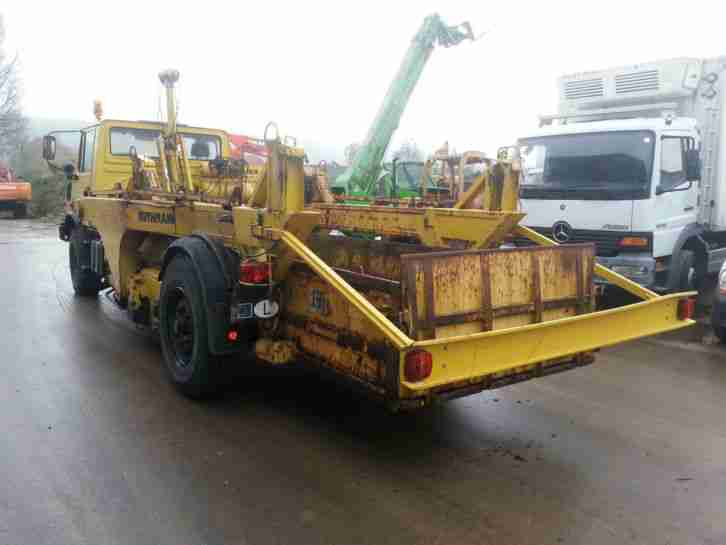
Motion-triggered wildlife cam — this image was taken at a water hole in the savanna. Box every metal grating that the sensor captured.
[564,78,604,100]
[615,69,659,94]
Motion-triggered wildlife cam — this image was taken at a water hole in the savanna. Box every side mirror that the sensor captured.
[42,135,56,161]
[686,149,701,181]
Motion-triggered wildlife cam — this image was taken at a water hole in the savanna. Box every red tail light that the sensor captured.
[240,262,270,284]
[677,298,696,320]
[404,350,433,382]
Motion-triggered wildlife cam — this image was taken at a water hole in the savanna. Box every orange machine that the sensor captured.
[0,163,31,218]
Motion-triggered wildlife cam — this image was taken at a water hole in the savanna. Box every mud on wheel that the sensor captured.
[159,254,223,398]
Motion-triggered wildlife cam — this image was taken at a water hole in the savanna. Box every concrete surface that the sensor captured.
[0,217,725,545]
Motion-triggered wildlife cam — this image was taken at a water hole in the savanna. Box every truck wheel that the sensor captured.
[159,255,221,398]
[13,203,27,219]
[69,229,102,296]
[711,299,726,344]
[676,250,696,291]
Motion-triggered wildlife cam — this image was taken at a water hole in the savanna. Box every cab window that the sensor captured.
[182,134,221,160]
[110,128,161,158]
[79,127,98,173]
[660,137,687,191]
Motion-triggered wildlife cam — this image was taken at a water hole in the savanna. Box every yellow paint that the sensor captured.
[402,293,694,395]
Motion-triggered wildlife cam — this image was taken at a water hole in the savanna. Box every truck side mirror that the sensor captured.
[42,135,56,161]
[686,149,701,181]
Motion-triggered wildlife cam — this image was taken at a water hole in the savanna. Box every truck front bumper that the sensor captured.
[596,254,656,287]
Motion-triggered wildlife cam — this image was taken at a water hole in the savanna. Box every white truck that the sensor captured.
[518,57,726,292]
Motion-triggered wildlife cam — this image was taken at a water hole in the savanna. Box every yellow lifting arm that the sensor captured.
[279,230,413,350]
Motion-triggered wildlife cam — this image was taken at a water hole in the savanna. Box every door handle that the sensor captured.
[684,206,694,212]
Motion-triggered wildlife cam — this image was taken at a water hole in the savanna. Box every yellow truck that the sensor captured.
[0,163,31,218]
[43,70,695,410]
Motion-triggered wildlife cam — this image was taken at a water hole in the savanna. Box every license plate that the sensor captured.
[230,303,253,321]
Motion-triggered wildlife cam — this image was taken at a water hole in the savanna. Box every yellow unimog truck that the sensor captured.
[43,70,695,409]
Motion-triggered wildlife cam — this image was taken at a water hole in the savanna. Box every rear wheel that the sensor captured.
[13,203,27,219]
[159,255,222,398]
[69,228,102,296]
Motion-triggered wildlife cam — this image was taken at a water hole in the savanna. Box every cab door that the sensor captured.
[74,126,99,200]
[651,134,699,257]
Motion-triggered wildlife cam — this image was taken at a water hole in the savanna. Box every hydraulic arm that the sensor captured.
[334,14,473,197]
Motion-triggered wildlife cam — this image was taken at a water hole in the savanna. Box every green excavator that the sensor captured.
[330,14,474,201]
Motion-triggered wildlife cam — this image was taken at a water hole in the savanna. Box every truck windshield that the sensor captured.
[110,128,222,160]
[519,131,655,200]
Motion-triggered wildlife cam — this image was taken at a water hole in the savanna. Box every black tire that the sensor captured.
[69,228,102,296]
[13,203,27,219]
[711,297,726,344]
[675,250,696,291]
[159,255,222,398]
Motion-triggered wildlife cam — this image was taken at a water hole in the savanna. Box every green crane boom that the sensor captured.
[334,13,474,197]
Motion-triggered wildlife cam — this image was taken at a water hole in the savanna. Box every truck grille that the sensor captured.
[564,78,604,100]
[615,69,659,94]
[513,227,625,257]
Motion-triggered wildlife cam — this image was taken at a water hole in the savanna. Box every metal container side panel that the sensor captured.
[402,244,594,341]
[701,57,726,230]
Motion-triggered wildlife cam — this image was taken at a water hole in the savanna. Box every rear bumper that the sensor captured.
[399,292,694,402]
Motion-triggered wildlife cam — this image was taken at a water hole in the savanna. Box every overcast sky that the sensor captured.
[3,0,725,160]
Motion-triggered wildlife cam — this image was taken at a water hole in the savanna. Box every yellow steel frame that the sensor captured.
[402,292,692,394]
[279,230,411,350]
[315,204,525,249]
[277,226,694,401]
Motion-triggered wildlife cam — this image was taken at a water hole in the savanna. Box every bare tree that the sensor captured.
[0,14,26,159]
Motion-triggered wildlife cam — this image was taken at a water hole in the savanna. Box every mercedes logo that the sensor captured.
[552,221,572,243]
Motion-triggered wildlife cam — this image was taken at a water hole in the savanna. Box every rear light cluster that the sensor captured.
[677,298,696,321]
[240,261,271,284]
[404,349,433,382]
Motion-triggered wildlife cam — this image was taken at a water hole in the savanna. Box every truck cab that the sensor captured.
[519,57,726,292]
[519,117,701,289]
[46,120,234,202]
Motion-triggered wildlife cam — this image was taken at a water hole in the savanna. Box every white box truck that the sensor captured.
[518,57,726,292]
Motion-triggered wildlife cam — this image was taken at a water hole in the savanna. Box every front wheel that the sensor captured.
[711,297,726,344]
[69,228,102,296]
[159,255,223,398]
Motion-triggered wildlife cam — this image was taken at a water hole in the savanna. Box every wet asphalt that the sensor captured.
[0,217,725,545]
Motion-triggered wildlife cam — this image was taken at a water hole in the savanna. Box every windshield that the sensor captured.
[110,128,221,160]
[519,131,655,199]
